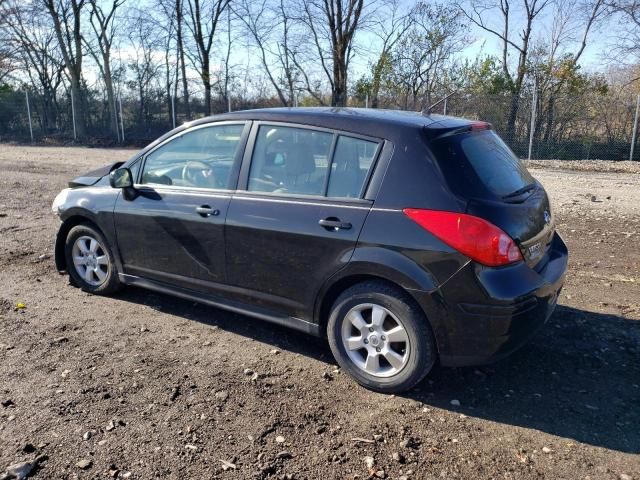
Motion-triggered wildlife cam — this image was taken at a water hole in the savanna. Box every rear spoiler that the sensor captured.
[424,120,492,141]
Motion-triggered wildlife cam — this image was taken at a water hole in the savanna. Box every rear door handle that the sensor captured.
[319,217,352,231]
[196,205,219,217]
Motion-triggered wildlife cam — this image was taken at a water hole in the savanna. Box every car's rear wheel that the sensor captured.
[64,223,121,295]
[327,281,436,393]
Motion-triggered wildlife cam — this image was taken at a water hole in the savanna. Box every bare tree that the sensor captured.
[157,0,190,120]
[301,0,365,106]
[461,0,552,139]
[0,0,19,83]
[183,0,231,115]
[367,0,412,108]
[382,2,467,110]
[2,1,65,128]
[155,0,180,125]
[607,0,640,79]
[42,0,87,137]
[86,0,125,140]
[530,0,609,141]
[127,11,162,129]
[176,0,191,119]
[234,0,299,106]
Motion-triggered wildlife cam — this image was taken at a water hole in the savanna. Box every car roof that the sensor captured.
[188,107,475,141]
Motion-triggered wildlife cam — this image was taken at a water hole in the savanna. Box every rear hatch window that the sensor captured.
[429,128,534,200]
[428,127,554,268]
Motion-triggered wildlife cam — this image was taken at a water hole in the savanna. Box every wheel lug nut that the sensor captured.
[376,347,381,353]
[363,339,368,344]
[381,335,386,341]
[368,327,374,332]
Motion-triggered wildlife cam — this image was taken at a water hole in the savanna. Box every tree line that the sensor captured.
[0,0,639,151]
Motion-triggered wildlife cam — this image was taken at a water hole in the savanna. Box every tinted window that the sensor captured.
[431,130,534,198]
[327,136,378,198]
[141,124,244,189]
[248,125,333,196]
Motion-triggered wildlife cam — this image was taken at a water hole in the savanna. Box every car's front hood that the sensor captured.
[69,161,125,188]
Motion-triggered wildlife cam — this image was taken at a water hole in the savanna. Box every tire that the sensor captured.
[64,223,121,295]
[327,280,436,393]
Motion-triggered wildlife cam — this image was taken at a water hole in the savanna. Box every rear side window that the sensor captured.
[327,136,378,198]
[430,130,534,199]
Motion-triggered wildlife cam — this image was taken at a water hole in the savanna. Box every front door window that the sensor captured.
[141,123,245,190]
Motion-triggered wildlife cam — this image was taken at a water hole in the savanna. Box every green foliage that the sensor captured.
[0,85,25,135]
[463,56,513,94]
[352,75,372,101]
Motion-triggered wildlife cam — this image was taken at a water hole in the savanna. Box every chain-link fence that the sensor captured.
[1,87,639,161]
[441,92,640,161]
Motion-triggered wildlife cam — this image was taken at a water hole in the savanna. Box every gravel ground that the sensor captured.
[524,159,640,175]
[0,145,639,480]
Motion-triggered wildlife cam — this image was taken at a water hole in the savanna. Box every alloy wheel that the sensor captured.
[71,235,109,287]
[340,303,410,378]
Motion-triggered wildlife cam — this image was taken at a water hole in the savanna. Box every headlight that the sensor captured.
[51,188,70,216]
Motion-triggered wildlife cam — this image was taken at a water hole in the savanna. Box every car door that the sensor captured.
[113,121,250,294]
[225,122,383,320]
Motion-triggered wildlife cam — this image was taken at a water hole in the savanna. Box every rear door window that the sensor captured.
[247,125,380,199]
[248,125,333,196]
[430,129,534,199]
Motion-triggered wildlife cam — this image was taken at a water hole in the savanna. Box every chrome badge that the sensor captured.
[528,242,542,259]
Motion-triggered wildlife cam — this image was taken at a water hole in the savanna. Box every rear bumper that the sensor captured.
[425,232,568,367]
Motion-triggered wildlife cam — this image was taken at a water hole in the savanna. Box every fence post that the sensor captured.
[528,90,537,161]
[171,95,176,129]
[119,95,125,142]
[25,90,34,142]
[630,94,640,161]
[365,93,368,108]
[114,97,120,142]
[70,90,77,141]
[228,96,232,113]
[443,97,448,115]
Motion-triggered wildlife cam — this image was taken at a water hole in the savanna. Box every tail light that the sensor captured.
[403,209,522,267]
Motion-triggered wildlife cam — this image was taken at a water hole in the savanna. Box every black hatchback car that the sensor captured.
[52,108,567,392]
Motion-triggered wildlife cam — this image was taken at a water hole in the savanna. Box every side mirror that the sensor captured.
[109,167,133,189]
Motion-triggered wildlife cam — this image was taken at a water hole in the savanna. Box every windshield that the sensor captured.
[430,129,535,199]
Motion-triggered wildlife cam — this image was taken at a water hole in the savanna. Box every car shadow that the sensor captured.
[116,286,333,364]
[116,288,640,453]
[404,305,640,454]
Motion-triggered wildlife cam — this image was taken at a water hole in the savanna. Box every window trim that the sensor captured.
[134,120,251,193]
[238,120,384,202]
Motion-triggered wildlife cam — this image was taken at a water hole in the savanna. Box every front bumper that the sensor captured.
[431,232,568,367]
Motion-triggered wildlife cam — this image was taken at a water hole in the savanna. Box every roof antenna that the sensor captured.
[423,91,456,116]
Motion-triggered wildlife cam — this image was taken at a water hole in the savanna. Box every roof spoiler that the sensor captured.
[424,120,492,141]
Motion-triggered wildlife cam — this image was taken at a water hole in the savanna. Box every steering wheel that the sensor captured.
[182,161,217,188]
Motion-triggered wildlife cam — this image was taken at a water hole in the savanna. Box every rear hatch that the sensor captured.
[427,123,554,269]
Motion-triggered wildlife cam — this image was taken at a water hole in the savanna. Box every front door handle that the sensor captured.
[196,205,220,217]
[319,217,352,231]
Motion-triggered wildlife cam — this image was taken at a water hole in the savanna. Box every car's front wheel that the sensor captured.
[327,281,436,393]
[64,223,121,295]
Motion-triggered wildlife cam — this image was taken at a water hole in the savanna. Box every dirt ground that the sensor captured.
[0,144,638,480]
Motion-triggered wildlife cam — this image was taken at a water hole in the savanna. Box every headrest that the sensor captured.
[285,143,316,176]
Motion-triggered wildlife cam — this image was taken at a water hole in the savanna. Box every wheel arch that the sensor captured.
[315,271,443,350]
[54,214,108,272]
